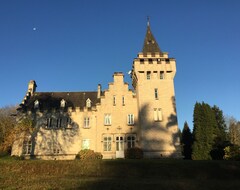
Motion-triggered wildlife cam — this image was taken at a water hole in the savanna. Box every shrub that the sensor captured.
[224,145,240,160]
[125,147,143,159]
[76,149,103,160]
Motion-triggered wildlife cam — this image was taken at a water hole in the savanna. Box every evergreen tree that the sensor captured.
[181,121,193,159]
[192,102,217,160]
[210,105,228,159]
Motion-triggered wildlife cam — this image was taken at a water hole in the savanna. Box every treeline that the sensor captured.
[181,102,240,160]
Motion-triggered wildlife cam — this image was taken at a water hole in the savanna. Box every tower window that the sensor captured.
[149,59,153,64]
[154,88,158,99]
[160,71,164,79]
[122,96,125,106]
[140,59,144,64]
[154,108,163,121]
[113,95,116,106]
[146,71,151,80]
[127,114,134,125]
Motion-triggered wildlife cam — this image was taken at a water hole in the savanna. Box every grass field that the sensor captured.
[1,156,240,190]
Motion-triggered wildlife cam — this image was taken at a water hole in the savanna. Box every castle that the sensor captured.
[12,21,181,159]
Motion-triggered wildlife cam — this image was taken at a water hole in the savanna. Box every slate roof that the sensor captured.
[21,91,100,111]
[142,23,162,54]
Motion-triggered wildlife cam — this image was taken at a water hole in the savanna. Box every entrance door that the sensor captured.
[116,136,124,158]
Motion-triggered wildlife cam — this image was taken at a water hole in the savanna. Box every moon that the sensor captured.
[33,27,37,31]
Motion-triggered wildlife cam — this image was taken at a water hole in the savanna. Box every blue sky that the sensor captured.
[0,0,239,130]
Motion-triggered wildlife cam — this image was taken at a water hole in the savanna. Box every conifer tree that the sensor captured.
[210,105,227,159]
[192,102,217,160]
[181,121,193,159]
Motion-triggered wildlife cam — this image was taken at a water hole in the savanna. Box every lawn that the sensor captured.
[1,156,240,190]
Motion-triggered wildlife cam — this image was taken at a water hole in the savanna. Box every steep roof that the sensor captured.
[21,91,100,111]
[142,21,162,54]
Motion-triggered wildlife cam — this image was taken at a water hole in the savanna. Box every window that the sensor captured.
[160,71,164,79]
[48,141,61,154]
[154,108,163,121]
[82,139,90,150]
[140,59,144,64]
[149,59,153,64]
[146,71,151,80]
[104,114,111,125]
[47,118,52,128]
[113,95,116,106]
[86,98,91,108]
[154,88,158,99]
[127,136,136,149]
[34,100,39,109]
[60,99,66,108]
[103,137,112,151]
[127,114,134,125]
[116,136,124,151]
[56,118,62,128]
[84,117,90,128]
[122,96,125,106]
[22,140,32,155]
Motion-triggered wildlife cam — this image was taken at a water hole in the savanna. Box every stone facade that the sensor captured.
[11,22,181,159]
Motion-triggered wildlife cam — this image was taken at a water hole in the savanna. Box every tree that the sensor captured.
[0,106,17,153]
[0,106,34,154]
[181,121,193,159]
[210,105,228,159]
[227,117,240,146]
[192,102,217,160]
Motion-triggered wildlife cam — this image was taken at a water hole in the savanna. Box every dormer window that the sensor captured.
[34,100,39,109]
[86,98,91,108]
[60,99,66,108]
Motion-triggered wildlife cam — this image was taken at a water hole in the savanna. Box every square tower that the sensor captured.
[132,21,181,158]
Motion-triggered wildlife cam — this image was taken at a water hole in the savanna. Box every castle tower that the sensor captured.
[132,20,181,158]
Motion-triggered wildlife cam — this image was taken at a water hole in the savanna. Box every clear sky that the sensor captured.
[0,0,239,130]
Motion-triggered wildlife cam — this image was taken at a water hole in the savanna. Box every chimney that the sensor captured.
[28,80,37,96]
[97,84,101,99]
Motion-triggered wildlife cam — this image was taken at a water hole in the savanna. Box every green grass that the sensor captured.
[1,157,240,190]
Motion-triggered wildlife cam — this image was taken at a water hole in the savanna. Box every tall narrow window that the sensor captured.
[154,88,158,99]
[22,139,32,155]
[122,96,125,106]
[47,118,52,128]
[56,118,62,128]
[160,71,164,79]
[103,137,112,151]
[127,136,136,149]
[84,117,90,128]
[127,114,134,125]
[104,114,111,125]
[154,108,163,121]
[113,95,116,106]
[146,71,151,80]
